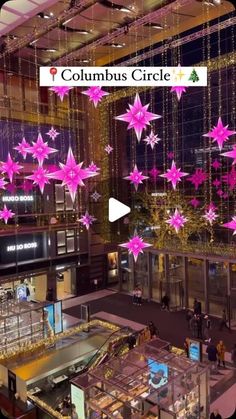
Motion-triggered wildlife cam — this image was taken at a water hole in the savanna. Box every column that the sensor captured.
[183,256,189,309]
[203,259,209,314]
[147,251,152,302]
[117,249,122,292]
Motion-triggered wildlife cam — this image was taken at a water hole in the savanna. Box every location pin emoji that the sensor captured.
[50,67,57,82]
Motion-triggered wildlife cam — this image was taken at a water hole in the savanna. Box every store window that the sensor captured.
[134,252,149,299]
[56,267,76,300]
[208,261,228,316]
[56,229,79,255]
[151,253,164,302]
[107,252,118,288]
[120,251,132,293]
[187,258,204,311]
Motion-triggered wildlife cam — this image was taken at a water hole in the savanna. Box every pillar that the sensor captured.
[183,256,189,309]
[203,259,209,314]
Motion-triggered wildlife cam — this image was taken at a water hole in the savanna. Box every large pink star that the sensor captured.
[82,86,109,107]
[0,153,23,183]
[166,209,187,233]
[27,166,51,194]
[188,168,208,190]
[203,117,236,151]
[222,167,236,190]
[160,160,188,190]
[143,130,161,150]
[27,133,58,166]
[203,208,218,225]
[0,204,15,224]
[49,148,98,201]
[221,145,236,165]
[14,137,30,159]
[223,216,236,235]
[170,86,187,101]
[79,211,96,230]
[119,234,151,262]
[115,93,161,142]
[0,178,7,190]
[49,86,73,101]
[124,164,149,191]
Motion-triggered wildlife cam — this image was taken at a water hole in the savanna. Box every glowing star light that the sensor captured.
[221,145,236,165]
[27,166,51,194]
[143,130,161,150]
[160,160,188,190]
[203,117,236,151]
[213,178,221,188]
[105,144,113,154]
[149,167,160,180]
[0,205,15,224]
[0,153,23,183]
[49,148,98,202]
[27,133,57,166]
[46,127,60,141]
[49,86,73,101]
[190,197,200,208]
[124,164,148,191]
[88,161,100,172]
[91,191,101,202]
[223,216,236,235]
[119,234,151,262]
[6,183,17,194]
[79,211,96,230]
[82,86,109,107]
[222,166,236,190]
[115,93,161,142]
[14,137,30,159]
[188,168,208,190]
[166,209,187,233]
[171,86,187,101]
[203,208,218,225]
[212,159,221,170]
[20,180,33,193]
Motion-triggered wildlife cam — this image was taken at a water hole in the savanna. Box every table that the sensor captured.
[53,374,68,385]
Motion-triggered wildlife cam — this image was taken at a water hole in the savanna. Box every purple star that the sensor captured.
[115,93,161,142]
[213,178,221,188]
[217,189,224,197]
[143,130,161,150]
[119,234,151,262]
[166,209,187,233]
[221,145,236,165]
[223,192,228,199]
[81,86,109,107]
[88,161,100,172]
[14,137,30,159]
[212,159,221,170]
[79,211,96,230]
[167,151,175,160]
[0,153,23,183]
[160,160,188,190]
[27,166,51,194]
[171,86,187,101]
[0,178,7,190]
[188,168,208,190]
[222,167,236,190]
[46,127,60,141]
[208,202,217,211]
[48,148,98,202]
[20,180,34,194]
[190,197,200,208]
[49,86,73,101]
[0,205,15,224]
[91,191,101,202]
[124,164,149,191]
[105,145,113,154]
[6,183,17,194]
[203,117,236,151]
[223,216,236,235]
[203,208,218,225]
[27,133,58,166]
[149,167,160,180]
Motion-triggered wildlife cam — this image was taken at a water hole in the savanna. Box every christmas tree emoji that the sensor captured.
[189,68,199,83]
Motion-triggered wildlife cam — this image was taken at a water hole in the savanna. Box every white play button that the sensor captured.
[109,198,130,222]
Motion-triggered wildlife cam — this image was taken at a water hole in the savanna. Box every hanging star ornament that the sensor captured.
[170,86,187,101]
[167,151,174,160]
[27,133,58,166]
[14,137,30,159]
[79,211,96,230]
[49,148,98,202]
[27,166,51,194]
[143,130,161,150]
[105,144,113,154]
[0,205,15,224]
[20,180,34,193]
[221,145,236,165]
[0,153,23,183]
[88,162,100,172]
[115,93,161,142]
[119,234,151,262]
[149,167,160,180]
[213,178,221,188]
[82,86,109,107]
[49,86,73,101]
[0,178,7,190]
[124,164,149,191]
[6,183,17,194]
[190,197,200,208]
[91,191,101,202]
[166,209,188,233]
[203,117,236,151]
[46,127,60,141]
[160,160,188,190]
[188,168,208,190]
[212,159,221,170]
[203,208,218,225]
[223,216,236,235]
[222,166,236,190]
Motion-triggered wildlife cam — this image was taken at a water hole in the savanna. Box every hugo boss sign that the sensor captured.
[0,233,47,265]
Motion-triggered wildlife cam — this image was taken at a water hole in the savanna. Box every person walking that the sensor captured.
[217,340,226,368]
[231,343,236,366]
[219,309,230,331]
[186,310,193,330]
[196,314,203,339]
[190,314,197,338]
[206,342,217,371]
[203,315,211,342]
[148,321,158,338]
[193,298,198,315]
[161,294,170,311]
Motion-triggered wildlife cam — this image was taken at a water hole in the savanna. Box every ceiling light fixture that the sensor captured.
[108,42,125,48]
[146,23,164,29]
[37,12,51,19]
[99,0,132,13]
[60,24,91,34]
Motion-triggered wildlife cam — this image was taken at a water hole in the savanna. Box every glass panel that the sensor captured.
[209,261,227,316]
[55,184,64,203]
[57,231,66,246]
[67,237,75,253]
[120,252,132,292]
[134,253,148,299]
[187,258,204,311]
[151,253,164,302]
[230,263,236,288]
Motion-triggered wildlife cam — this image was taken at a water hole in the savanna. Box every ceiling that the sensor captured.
[0,0,234,69]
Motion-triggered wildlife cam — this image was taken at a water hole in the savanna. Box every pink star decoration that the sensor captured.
[14,137,30,159]
[0,178,7,190]
[221,145,236,165]
[0,205,15,224]
[124,164,149,191]
[49,148,98,202]
[20,180,34,193]
[79,211,96,230]
[6,183,17,194]
[27,133,58,166]
[115,93,161,142]
[188,168,208,190]
[149,167,160,180]
[160,160,188,190]
[105,145,113,154]
[203,117,236,151]
[170,86,187,101]
[222,167,236,190]
[213,178,221,188]
[46,127,60,141]
[0,153,23,183]
[49,86,73,101]
[217,189,224,197]
[88,162,100,172]
[212,159,221,170]
[203,208,218,225]
[166,209,187,233]
[167,151,174,160]
[119,234,152,262]
[82,86,109,107]
[27,166,51,194]
[143,130,161,150]
[223,216,236,235]
[190,197,200,208]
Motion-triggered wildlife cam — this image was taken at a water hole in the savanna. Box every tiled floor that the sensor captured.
[62,289,117,310]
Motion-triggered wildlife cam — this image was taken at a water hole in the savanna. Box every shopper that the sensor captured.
[186,310,193,330]
[219,309,230,331]
[217,340,226,368]
[161,294,170,311]
[190,314,198,338]
[193,298,198,315]
[137,287,142,306]
[132,287,138,305]
[203,315,211,342]
[206,342,217,371]
[148,321,158,338]
[184,338,190,358]
[196,315,202,339]
[231,343,236,366]
[71,404,78,419]
[210,409,222,419]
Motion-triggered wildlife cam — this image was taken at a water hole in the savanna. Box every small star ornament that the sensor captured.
[27,133,58,166]
[213,178,221,188]
[166,209,187,233]
[49,86,73,101]
[27,166,51,194]
[0,153,23,183]
[14,137,30,159]
[0,204,15,224]
[46,127,60,141]
[20,180,34,193]
[223,216,236,235]
[212,159,221,170]
[119,234,151,262]
[82,86,109,107]
[160,160,188,190]
[91,191,101,202]
[222,167,236,190]
[190,197,200,208]
[170,86,187,101]
[203,208,218,225]
[143,130,161,150]
[105,145,113,154]
[149,167,160,180]
[188,168,208,190]
[88,162,100,172]
[79,211,96,230]
[203,117,236,151]
[124,164,148,191]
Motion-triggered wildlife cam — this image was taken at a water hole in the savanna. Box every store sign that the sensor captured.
[7,242,38,252]
[71,384,85,419]
[2,195,34,202]
[0,233,47,265]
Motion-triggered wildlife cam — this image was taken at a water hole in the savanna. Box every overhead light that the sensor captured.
[107,42,125,48]
[81,59,91,63]
[30,39,39,45]
[203,0,221,5]
[61,24,91,34]
[63,18,73,25]
[37,12,51,19]
[145,22,164,29]
[46,48,57,52]
[116,6,132,12]
[99,0,132,13]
